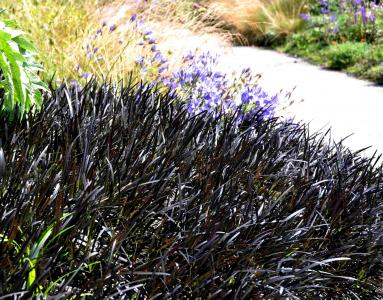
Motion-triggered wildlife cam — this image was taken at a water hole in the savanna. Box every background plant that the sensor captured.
[299,0,383,44]
[280,0,383,82]
[0,14,47,120]
[319,41,367,69]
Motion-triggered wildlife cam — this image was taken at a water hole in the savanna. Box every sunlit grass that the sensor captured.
[2,0,104,82]
[1,0,229,83]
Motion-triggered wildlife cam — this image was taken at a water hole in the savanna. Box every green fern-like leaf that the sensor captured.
[0,16,47,120]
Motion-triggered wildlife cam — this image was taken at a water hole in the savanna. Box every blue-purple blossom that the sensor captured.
[353,0,362,6]
[158,66,167,73]
[135,56,145,66]
[367,11,376,22]
[321,7,329,14]
[81,72,91,79]
[300,13,311,21]
[320,0,329,6]
[158,52,279,121]
[151,51,164,63]
[69,79,83,93]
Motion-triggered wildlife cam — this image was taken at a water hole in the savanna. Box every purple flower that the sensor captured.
[159,66,167,73]
[109,24,117,32]
[300,13,311,21]
[151,51,163,63]
[183,52,194,61]
[135,56,145,66]
[320,0,329,7]
[135,19,144,28]
[367,12,376,22]
[353,0,362,6]
[241,92,252,104]
[70,80,82,92]
[81,72,91,79]
[319,0,330,14]
[321,7,329,14]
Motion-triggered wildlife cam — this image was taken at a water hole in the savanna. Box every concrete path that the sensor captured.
[216,46,383,157]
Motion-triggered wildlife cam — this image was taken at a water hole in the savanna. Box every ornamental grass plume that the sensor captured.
[205,0,307,45]
[1,0,229,83]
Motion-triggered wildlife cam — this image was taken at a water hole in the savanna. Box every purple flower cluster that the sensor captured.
[320,0,330,14]
[158,52,279,121]
[348,0,380,24]
[303,0,382,25]
[78,13,280,123]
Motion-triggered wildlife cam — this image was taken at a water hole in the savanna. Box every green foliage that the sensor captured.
[275,0,383,83]
[321,42,367,70]
[0,214,75,296]
[0,14,47,120]
[282,32,381,80]
[344,44,383,83]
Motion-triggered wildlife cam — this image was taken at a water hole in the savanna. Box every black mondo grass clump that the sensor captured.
[0,80,382,299]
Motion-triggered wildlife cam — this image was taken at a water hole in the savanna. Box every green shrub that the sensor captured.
[348,63,383,83]
[322,42,367,70]
[364,64,383,82]
[0,14,47,120]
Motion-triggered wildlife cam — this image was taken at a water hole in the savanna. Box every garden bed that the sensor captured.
[204,0,383,84]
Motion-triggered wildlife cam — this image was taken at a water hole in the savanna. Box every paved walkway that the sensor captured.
[216,46,383,157]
